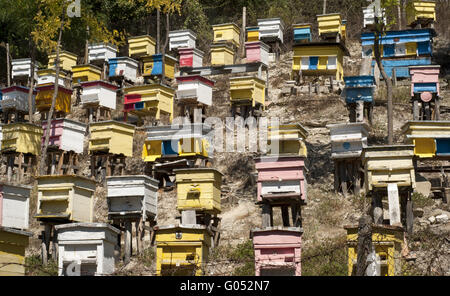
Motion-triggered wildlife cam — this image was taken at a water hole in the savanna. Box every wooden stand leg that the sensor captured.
[7,155,14,183]
[372,193,383,225]
[261,204,272,228]
[406,191,414,236]
[124,221,132,264]
[354,161,361,196]
[291,204,302,227]
[334,161,340,193]
[52,226,58,261]
[339,162,348,197]
[281,206,290,227]
[42,224,52,265]
[135,219,141,256]
[435,98,440,120]
[17,153,23,182]
[90,155,96,179]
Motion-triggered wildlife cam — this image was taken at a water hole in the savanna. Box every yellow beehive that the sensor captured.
[142,54,177,80]
[175,168,222,215]
[210,43,235,66]
[155,225,212,276]
[35,175,96,223]
[229,76,266,108]
[123,84,174,121]
[1,123,43,155]
[341,20,347,41]
[401,121,450,158]
[292,43,347,81]
[345,224,404,276]
[0,227,32,276]
[48,50,78,72]
[247,27,259,42]
[35,84,72,114]
[212,23,240,47]
[317,13,343,37]
[128,35,156,58]
[267,123,309,156]
[407,0,436,26]
[71,64,102,85]
[362,145,416,192]
[88,121,135,157]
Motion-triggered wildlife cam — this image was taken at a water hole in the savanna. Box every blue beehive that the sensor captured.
[344,76,375,103]
[293,24,312,43]
[436,139,450,156]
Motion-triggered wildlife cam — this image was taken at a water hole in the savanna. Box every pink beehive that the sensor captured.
[245,41,269,66]
[254,156,307,204]
[251,227,303,276]
[409,65,440,97]
[179,48,204,68]
[41,118,87,154]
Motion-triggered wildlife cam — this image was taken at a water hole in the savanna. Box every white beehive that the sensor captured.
[175,75,215,106]
[42,119,87,154]
[363,4,387,28]
[257,18,284,42]
[108,57,139,83]
[106,176,159,221]
[37,69,70,87]
[0,86,36,113]
[11,58,38,81]
[80,81,118,110]
[327,123,370,159]
[88,43,118,64]
[0,183,31,230]
[55,223,120,276]
[169,29,197,51]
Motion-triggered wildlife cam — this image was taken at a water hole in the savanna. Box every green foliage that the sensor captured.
[138,247,156,268]
[315,196,344,226]
[302,236,348,276]
[412,191,434,209]
[25,255,58,276]
[182,0,212,50]
[229,240,255,276]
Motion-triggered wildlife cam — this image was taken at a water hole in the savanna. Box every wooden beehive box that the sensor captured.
[246,26,259,42]
[108,57,139,83]
[155,224,212,276]
[0,227,32,276]
[35,175,96,223]
[179,48,204,68]
[251,227,302,276]
[341,20,347,41]
[1,122,43,155]
[106,175,159,221]
[169,29,197,51]
[41,119,86,154]
[317,13,343,38]
[0,86,36,114]
[88,121,135,157]
[88,43,118,64]
[48,50,78,72]
[363,4,386,28]
[254,156,307,204]
[11,58,38,81]
[343,76,376,103]
[128,35,156,58]
[229,76,266,108]
[0,183,31,230]
[267,123,308,156]
[407,0,436,26]
[257,18,285,42]
[292,43,348,81]
[293,24,312,43]
[245,41,270,66]
[401,121,450,158]
[175,168,222,214]
[37,68,71,87]
[35,84,72,115]
[55,223,120,276]
[212,23,240,47]
[80,81,118,110]
[142,54,177,80]
[345,224,404,276]
[210,43,235,66]
[409,65,440,97]
[71,64,102,85]
[142,123,213,162]
[362,145,416,192]
[123,84,174,121]
[176,75,214,106]
[327,123,369,159]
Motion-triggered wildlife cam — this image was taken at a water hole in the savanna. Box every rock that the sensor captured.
[415,181,432,198]
[428,216,436,224]
[435,214,449,224]
[414,208,424,218]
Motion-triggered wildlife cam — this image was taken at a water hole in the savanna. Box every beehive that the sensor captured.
[293,24,312,43]
[344,76,376,103]
[37,68,70,87]
[0,86,36,114]
[175,168,222,214]
[123,84,174,121]
[179,48,204,68]
[362,145,416,192]
[317,13,343,38]
[345,224,404,276]
[0,227,32,276]
[401,121,450,158]
[88,43,118,64]
[257,18,285,42]
[327,123,369,159]
[108,57,139,83]
[41,119,86,154]
[35,84,72,114]
[212,23,240,47]
[80,81,118,110]
[229,76,266,108]
[210,43,235,66]
[142,54,177,80]
[246,26,259,42]
[0,184,31,230]
[251,227,302,276]
[142,123,213,162]
[176,75,214,106]
[35,175,96,223]
[56,223,120,276]
[407,0,436,26]
[169,29,197,51]
[292,43,348,81]
[1,122,43,155]
[409,65,440,97]
[341,20,347,40]
[245,41,270,66]
[48,50,78,72]
[254,156,307,204]
[363,4,387,28]
[155,224,212,276]
[128,35,156,58]
[106,175,159,221]
[88,121,135,157]
[267,123,308,156]
[11,58,38,81]
[71,64,102,85]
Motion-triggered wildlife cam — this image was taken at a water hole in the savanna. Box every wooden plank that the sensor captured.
[181,210,197,225]
[372,192,383,224]
[281,206,290,227]
[261,204,272,228]
[124,221,132,264]
[387,183,401,226]
[406,193,414,236]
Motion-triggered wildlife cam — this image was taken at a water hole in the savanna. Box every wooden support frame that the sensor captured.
[177,210,221,248]
[3,152,37,183]
[411,96,440,121]
[84,105,112,124]
[348,102,374,124]
[334,159,363,197]
[90,153,126,182]
[39,223,60,265]
[45,149,79,176]
[230,102,263,119]
[1,109,27,124]
[260,202,303,228]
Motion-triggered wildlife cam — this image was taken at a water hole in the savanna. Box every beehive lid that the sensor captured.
[80,80,118,90]
[210,42,234,50]
[250,226,303,236]
[401,121,450,138]
[169,29,197,38]
[362,145,415,160]
[72,64,102,72]
[293,42,350,56]
[175,75,215,86]
[1,85,37,95]
[212,22,239,29]
[408,64,440,71]
[174,167,223,176]
[143,54,178,63]
[49,50,78,58]
[128,35,156,42]
[146,123,213,141]
[106,175,159,186]
[269,123,309,140]
[254,155,306,162]
[36,83,73,93]
[327,122,370,135]
[124,83,175,94]
[317,12,342,18]
[178,47,205,56]
[293,23,312,28]
[55,222,120,234]
[244,41,270,51]
[43,118,87,129]
[37,174,97,186]
[0,182,33,191]
[110,56,139,63]
[257,18,285,27]
[88,42,118,51]
[0,226,33,237]
[90,120,136,129]
[246,26,259,31]
[229,75,266,84]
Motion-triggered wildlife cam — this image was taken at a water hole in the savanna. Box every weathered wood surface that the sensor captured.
[356,215,373,276]
[387,183,401,226]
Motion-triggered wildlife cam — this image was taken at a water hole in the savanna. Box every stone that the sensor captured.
[415,181,432,198]
[435,214,449,224]
[414,208,424,218]
[428,216,436,224]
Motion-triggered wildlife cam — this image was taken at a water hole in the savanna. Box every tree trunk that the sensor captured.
[28,41,36,123]
[6,43,11,87]
[39,11,65,175]
[161,13,170,85]
[356,215,373,276]
[323,0,327,14]
[241,7,246,58]
[156,9,161,53]
[85,26,90,64]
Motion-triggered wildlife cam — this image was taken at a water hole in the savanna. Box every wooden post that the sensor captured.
[17,153,23,182]
[241,7,246,59]
[405,191,414,236]
[392,68,397,86]
[372,192,383,224]
[356,215,373,276]
[356,101,364,122]
[42,224,52,265]
[291,204,302,227]
[435,97,440,120]
[281,206,290,227]
[6,43,11,87]
[181,210,197,225]
[387,183,401,226]
[135,220,141,255]
[7,155,14,182]
[52,226,58,261]
[124,220,132,264]
[323,0,327,14]
[354,161,361,196]
[90,155,96,179]
[334,160,340,193]
[339,161,348,197]
[413,100,419,120]
[261,203,272,228]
